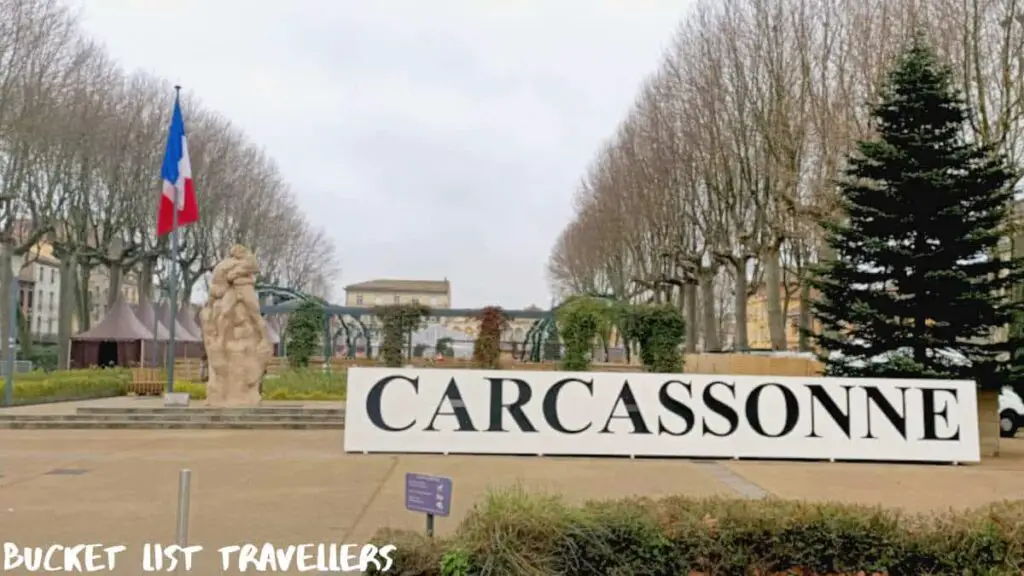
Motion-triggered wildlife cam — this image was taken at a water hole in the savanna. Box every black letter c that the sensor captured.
[543,378,594,434]
[367,375,418,431]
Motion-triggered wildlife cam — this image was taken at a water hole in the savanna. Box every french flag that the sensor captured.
[157,89,199,237]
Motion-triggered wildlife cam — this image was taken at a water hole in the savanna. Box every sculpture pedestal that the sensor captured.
[205,345,267,408]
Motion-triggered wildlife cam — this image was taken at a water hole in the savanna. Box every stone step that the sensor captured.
[0,414,346,423]
[0,420,346,430]
[76,406,346,416]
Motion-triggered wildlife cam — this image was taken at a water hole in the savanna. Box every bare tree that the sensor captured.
[0,0,343,365]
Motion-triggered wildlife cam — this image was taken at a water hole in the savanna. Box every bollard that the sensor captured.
[175,469,192,573]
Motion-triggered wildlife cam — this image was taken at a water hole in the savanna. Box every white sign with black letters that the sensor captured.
[343,367,981,463]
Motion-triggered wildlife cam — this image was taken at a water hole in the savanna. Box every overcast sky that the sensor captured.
[74,0,689,309]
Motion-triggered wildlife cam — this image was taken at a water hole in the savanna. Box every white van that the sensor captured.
[1000,387,1024,438]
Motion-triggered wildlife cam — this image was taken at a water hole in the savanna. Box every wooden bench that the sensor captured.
[129,367,164,396]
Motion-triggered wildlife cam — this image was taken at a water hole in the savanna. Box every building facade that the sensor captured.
[344,279,452,308]
[9,241,146,341]
[746,284,821,350]
[86,267,141,326]
[23,254,61,341]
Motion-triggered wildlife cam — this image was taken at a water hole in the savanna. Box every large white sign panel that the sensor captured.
[343,367,981,463]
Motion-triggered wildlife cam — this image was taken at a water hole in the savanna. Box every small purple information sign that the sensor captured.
[404,473,453,517]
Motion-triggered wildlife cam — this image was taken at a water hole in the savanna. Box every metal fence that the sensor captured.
[0,360,34,376]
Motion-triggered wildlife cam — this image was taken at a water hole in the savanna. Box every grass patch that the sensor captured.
[7,368,131,406]
[174,369,346,401]
[370,487,1024,575]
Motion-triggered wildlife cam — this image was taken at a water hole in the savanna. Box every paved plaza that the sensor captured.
[1,402,1023,574]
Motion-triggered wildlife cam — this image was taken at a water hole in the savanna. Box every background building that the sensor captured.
[344,279,451,308]
[86,267,141,326]
[746,283,819,350]
[23,253,61,342]
[342,278,541,357]
[8,235,147,342]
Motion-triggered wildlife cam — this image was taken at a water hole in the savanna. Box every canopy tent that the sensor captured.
[134,298,170,340]
[156,301,203,357]
[134,297,186,363]
[177,303,203,341]
[71,294,154,368]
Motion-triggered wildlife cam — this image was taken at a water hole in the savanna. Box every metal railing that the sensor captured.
[0,360,34,376]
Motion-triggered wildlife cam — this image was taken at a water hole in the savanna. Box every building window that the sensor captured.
[393,295,400,303]
[35,316,40,333]
[47,318,52,334]
[48,291,53,312]
[49,268,54,284]
[412,298,419,304]
[356,294,363,305]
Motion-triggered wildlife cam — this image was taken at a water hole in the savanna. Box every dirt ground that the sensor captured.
[1,427,1022,575]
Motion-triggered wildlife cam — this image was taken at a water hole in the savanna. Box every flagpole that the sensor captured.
[166,85,182,395]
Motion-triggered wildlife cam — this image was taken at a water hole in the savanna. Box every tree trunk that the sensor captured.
[0,243,13,365]
[798,281,813,352]
[733,258,749,351]
[684,283,698,353]
[107,262,122,308]
[818,240,838,342]
[76,264,92,332]
[17,306,32,359]
[699,270,721,352]
[181,275,198,309]
[138,258,154,302]
[57,254,76,370]
[764,245,788,350]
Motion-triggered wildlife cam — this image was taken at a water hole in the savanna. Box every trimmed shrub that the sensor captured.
[170,381,208,399]
[472,306,508,369]
[175,369,346,401]
[370,488,1024,576]
[12,368,131,405]
[375,304,429,367]
[285,300,325,368]
[557,296,610,371]
[24,345,58,372]
[630,304,686,373]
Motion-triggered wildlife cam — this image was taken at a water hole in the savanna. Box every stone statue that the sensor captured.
[199,244,273,407]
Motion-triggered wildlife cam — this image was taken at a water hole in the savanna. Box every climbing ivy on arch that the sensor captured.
[556,296,614,371]
[284,299,325,368]
[473,306,509,369]
[624,304,685,373]
[374,304,429,367]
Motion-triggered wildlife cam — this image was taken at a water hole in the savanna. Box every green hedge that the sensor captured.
[10,368,131,405]
[371,488,1024,575]
[175,369,346,401]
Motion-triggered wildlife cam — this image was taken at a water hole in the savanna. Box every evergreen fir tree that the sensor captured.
[809,34,1023,385]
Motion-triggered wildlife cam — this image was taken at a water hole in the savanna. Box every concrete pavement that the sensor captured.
[1,428,1022,574]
